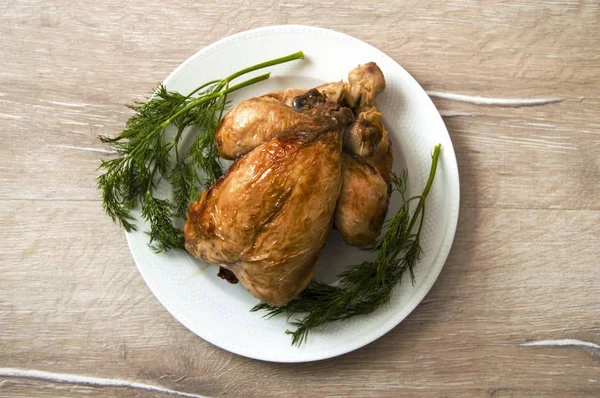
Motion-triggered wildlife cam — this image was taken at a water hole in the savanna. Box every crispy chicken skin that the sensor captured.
[185,101,354,306]
[335,153,389,247]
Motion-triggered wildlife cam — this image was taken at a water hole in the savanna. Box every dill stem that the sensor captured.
[186,51,304,98]
[223,51,304,84]
[383,144,442,273]
[253,144,443,346]
[165,73,271,133]
[185,79,221,99]
[128,51,305,159]
[404,144,442,237]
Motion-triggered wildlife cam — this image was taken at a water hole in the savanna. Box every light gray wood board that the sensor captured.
[1,0,599,397]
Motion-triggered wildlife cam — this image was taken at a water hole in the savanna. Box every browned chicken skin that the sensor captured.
[185,99,354,306]
[335,153,389,247]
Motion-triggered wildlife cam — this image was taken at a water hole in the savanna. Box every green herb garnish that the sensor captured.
[98,51,304,252]
[252,144,442,346]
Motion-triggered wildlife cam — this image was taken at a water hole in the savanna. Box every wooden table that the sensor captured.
[1,1,599,397]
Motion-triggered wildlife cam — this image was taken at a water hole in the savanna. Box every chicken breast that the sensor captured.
[185,101,354,306]
[335,153,389,247]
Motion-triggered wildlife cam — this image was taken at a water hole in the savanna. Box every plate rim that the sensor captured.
[125,24,460,362]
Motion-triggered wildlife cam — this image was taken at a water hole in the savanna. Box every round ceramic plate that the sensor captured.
[125,25,459,362]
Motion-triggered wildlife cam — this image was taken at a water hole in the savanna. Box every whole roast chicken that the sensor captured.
[184,94,354,306]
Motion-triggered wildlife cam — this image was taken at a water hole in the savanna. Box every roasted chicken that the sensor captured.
[346,62,386,109]
[335,153,389,247]
[216,65,387,158]
[213,63,392,250]
[185,96,354,306]
[342,106,384,157]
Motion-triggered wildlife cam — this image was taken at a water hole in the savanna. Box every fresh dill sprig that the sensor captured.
[98,51,304,252]
[252,144,442,346]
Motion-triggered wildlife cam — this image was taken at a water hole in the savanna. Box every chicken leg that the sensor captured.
[335,153,389,247]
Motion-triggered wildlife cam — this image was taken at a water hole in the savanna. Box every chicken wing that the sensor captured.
[185,100,354,306]
[316,81,346,104]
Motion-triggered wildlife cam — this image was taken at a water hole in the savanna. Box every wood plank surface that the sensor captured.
[1,1,599,397]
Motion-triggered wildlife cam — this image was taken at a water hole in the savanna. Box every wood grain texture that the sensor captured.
[0,1,598,397]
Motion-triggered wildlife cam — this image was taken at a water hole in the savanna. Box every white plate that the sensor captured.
[125,25,459,362]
